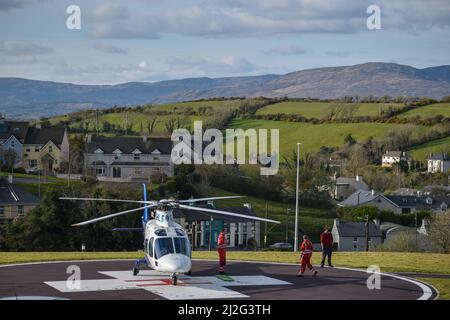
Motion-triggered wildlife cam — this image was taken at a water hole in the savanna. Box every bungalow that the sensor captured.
[331,218,383,251]
[338,190,449,214]
[85,135,174,182]
[0,180,39,221]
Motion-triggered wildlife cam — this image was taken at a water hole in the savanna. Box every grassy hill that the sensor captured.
[408,136,450,160]
[226,119,432,157]
[399,102,450,118]
[256,101,405,118]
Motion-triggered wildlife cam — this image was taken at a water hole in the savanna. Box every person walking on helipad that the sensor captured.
[217,228,227,274]
[320,225,334,268]
[297,235,318,277]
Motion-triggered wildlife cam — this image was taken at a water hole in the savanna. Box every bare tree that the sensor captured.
[428,211,450,253]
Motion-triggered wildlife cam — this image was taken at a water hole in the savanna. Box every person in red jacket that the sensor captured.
[297,235,318,277]
[320,225,334,268]
[217,228,227,274]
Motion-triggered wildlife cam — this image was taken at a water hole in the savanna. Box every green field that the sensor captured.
[408,137,450,160]
[227,119,431,156]
[256,101,405,118]
[400,103,450,118]
[152,100,241,112]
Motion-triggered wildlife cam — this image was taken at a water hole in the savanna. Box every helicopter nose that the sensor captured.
[158,254,191,273]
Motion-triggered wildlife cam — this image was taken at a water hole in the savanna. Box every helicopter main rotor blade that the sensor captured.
[178,196,247,203]
[60,197,153,205]
[178,204,280,224]
[72,204,157,227]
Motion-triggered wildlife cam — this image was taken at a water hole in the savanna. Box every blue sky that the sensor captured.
[0,0,449,84]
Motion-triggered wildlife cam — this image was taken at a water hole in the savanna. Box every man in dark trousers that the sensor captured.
[320,225,334,268]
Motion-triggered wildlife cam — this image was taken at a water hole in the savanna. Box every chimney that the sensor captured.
[0,113,5,124]
[374,218,380,226]
[371,189,375,196]
[143,135,148,142]
[356,175,360,182]
[36,123,42,129]
[243,203,252,210]
[86,134,92,143]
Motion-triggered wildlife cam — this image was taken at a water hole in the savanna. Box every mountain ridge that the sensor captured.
[1,62,449,118]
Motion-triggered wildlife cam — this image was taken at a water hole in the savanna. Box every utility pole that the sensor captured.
[294,142,301,252]
[208,216,213,251]
[286,208,290,243]
[264,202,268,248]
[365,214,369,252]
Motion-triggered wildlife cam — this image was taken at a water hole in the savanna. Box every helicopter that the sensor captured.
[60,184,280,285]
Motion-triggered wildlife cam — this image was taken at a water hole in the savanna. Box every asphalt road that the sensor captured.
[0,260,438,300]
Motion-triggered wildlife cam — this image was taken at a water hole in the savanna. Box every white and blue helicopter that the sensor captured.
[60,184,280,285]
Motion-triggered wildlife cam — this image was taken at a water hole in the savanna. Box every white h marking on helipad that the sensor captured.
[45,270,292,300]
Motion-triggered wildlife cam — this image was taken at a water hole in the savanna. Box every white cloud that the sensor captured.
[0,40,53,56]
[92,42,128,54]
[264,45,309,55]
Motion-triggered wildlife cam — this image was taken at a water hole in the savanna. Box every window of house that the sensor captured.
[353,244,358,251]
[18,205,24,216]
[28,159,37,168]
[134,168,142,175]
[353,237,358,243]
[153,156,160,161]
[26,148,30,152]
[35,147,39,152]
[113,167,121,178]
[134,153,140,160]
[96,167,105,175]
[11,141,15,148]
[0,206,4,217]
[368,237,372,243]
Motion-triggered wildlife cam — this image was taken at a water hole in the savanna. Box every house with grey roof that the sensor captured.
[334,175,369,201]
[427,153,449,173]
[0,180,39,221]
[22,124,69,173]
[0,116,30,167]
[338,190,449,214]
[332,218,383,251]
[85,135,174,182]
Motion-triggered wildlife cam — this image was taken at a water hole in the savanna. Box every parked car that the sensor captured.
[268,242,293,251]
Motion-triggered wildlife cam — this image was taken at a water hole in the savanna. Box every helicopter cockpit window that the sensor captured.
[175,229,185,236]
[174,237,190,256]
[155,237,174,259]
[155,229,167,237]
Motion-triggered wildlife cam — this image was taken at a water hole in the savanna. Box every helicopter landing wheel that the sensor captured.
[133,267,139,276]
[171,274,178,286]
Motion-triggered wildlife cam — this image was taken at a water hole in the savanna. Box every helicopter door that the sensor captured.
[147,237,155,267]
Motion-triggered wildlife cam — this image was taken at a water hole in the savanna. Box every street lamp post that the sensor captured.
[294,142,301,252]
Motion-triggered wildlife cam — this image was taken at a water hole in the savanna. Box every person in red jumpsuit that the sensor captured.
[297,235,318,277]
[217,228,227,274]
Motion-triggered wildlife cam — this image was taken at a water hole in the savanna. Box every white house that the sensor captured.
[427,153,450,173]
[382,151,409,168]
[85,135,174,182]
